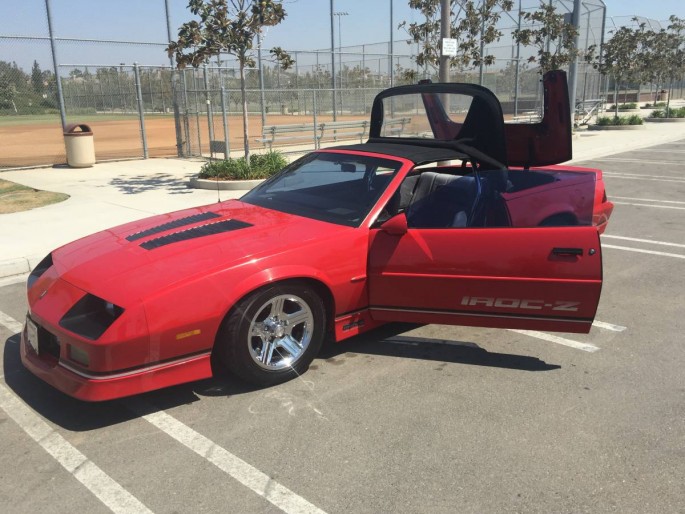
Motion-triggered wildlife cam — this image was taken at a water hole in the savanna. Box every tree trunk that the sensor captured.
[239,62,250,162]
[666,79,673,117]
[614,81,619,118]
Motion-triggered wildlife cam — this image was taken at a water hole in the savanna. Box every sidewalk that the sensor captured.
[2,120,685,279]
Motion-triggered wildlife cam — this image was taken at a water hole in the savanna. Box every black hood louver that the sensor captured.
[140,219,252,250]
[126,212,221,242]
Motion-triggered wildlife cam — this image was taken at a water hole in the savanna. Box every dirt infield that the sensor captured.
[0,113,366,169]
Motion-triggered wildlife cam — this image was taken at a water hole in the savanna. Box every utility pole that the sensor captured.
[389,0,394,87]
[45,0,67,130]
[439,0,450,82]
[330,0,337,121]
[568,0,582,127]
[165,0,184,157]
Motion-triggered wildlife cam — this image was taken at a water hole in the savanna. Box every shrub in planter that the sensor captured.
[596,115,642,126]
[649,107,685,119]
[198,151,288,180]
[610,102,637,110]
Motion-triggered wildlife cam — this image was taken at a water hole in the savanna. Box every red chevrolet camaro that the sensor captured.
[22,71,614,401]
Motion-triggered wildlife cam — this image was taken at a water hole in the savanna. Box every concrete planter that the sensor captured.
[588,124,645,131]
[189,177,264,190]
[645,117,685,123]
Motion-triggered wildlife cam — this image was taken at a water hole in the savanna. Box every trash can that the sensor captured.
[64,123,95,168]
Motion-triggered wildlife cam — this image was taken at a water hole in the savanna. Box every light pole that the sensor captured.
[330,0,336,120]
[334,11,348,115]
[389,0,394,87]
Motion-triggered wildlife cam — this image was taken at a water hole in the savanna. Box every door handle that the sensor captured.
[552,247,583,256]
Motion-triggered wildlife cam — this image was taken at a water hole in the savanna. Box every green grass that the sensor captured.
[0,178,69,214]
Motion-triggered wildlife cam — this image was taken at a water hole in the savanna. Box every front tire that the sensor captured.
[217,282,326,386]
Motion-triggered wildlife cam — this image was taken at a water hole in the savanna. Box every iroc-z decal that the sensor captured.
[461,297,580,312]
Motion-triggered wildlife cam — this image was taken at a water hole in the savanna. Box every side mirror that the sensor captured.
[380,213,408,236]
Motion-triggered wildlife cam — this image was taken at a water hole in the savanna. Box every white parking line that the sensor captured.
[602,244,685,259]
[603,171,683,179]
[508,330,600,352]
[128,404,328,514]
[1,306,326,514]
[612,201,685,211]
[592,320,627,332]
[602,235,685,248]
[610,196,685,205]
[602,175,685,184]
[599,158,685,166]
[0,384,153,514]
[0,310,23,333]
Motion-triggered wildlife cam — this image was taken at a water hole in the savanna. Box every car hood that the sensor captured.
[50,200,346,305]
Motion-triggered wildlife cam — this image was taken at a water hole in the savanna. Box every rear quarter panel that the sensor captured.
[503,166,598,227]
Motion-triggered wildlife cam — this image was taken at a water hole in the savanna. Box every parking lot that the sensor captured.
[1,138,684,513]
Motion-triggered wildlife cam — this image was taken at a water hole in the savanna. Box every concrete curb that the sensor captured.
[644,118,685,123]
[588,125,645,130]
[0,255,43,279]
[189,177,264,190]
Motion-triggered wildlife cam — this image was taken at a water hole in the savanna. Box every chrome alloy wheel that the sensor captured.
[248,294,314,370]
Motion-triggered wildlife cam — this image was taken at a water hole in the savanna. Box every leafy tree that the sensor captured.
[400,0,514,77]
[395,64,419,85]
[0,61,27,112]
[0,60,28,90]
[512,1,582,74]
[0,75,18,111]
[31,60,44,94]
[595,25,643,117]
[663,16,685,115]
[168,0,294,161]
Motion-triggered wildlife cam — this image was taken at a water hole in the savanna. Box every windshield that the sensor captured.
[241,152,403,227]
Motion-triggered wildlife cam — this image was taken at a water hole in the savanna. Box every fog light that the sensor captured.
[68,345,90,367]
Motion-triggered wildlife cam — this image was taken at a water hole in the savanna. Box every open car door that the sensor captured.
[367,223,602,334]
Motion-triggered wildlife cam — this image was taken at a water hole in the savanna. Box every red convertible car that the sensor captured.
[22,71,613,401]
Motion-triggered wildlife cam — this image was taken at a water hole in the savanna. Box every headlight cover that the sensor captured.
[59,294,125,340]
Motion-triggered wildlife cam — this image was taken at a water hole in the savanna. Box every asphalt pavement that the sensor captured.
[1,121,685,513]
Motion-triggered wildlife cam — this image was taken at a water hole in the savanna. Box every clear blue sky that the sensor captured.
[1,0,683,70]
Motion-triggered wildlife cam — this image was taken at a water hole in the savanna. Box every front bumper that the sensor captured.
[20,323,214,402]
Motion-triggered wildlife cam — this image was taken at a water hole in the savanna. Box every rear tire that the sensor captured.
[217,282,326,386]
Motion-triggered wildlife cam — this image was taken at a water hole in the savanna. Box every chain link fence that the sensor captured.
[5,0,671,169]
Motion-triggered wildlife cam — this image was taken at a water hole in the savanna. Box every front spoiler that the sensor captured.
[20,326,214,402]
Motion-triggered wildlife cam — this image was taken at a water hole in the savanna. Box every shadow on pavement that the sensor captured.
[109,173,194,195]
[3,322,558,431]
[317,322,561,372]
